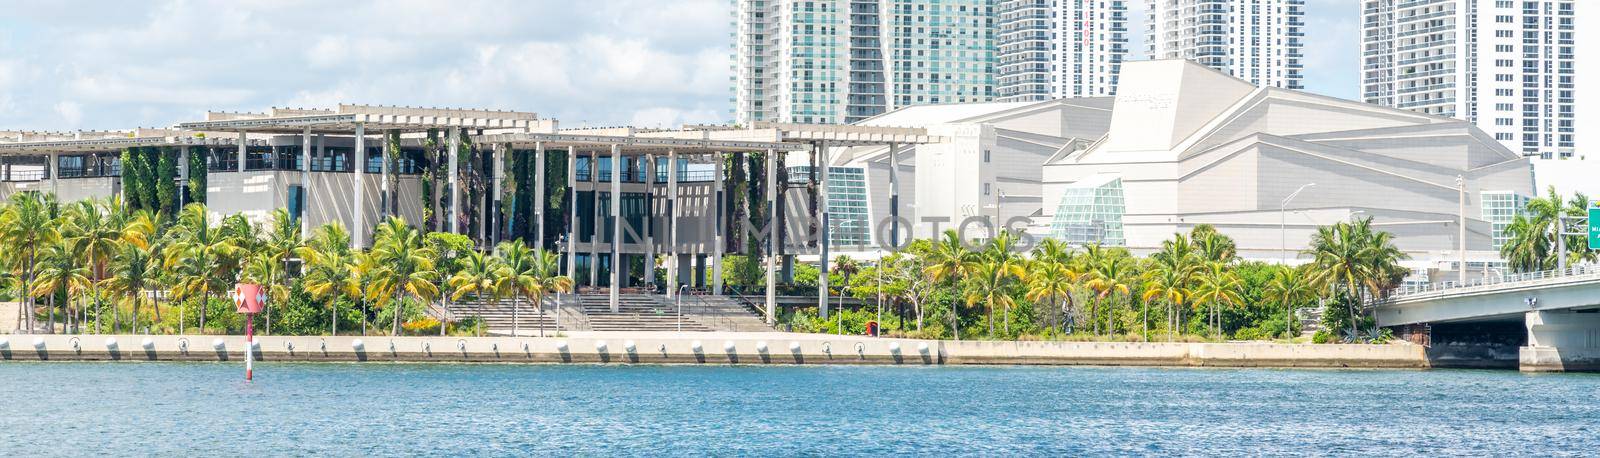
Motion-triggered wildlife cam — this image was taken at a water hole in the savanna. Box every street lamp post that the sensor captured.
[1456,175,1466,284]
[1280,183,1317,264]
[677,285,689,332]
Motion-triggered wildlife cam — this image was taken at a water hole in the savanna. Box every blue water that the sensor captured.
[0,363,1596,456]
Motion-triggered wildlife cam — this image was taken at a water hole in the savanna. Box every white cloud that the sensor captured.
[0,0,734,130]
[54,101,82,127]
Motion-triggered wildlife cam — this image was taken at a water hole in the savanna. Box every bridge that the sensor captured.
[1375,266,1600,372]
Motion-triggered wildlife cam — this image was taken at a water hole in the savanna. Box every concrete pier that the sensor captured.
[0,332,1429,369]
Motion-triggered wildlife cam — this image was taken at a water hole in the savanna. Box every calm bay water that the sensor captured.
[0,362,1596,456]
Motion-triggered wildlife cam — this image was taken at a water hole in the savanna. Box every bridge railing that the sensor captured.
[1379,264,1600,303]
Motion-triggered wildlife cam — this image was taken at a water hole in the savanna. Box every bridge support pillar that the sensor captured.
[1520,310,1600,372]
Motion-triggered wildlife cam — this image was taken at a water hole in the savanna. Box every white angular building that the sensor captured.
[1145,0,1306,89]
[996,0,1130,101]
[817,98,1114,253]
[1041,60,1535,270]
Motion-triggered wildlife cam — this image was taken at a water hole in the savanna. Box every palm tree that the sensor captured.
[1265,265,1316,339]
[62,199,126,333]
[496,241,534,337]
[351,251,377,335]
[368,217,439,336]
[831,255,859,324]
[103,242,157,333]
[1024,258,1077,334]
[923,230,975,339]
[979,231,1026,335]
[1305,217,1410,340]
[1191,224,1238,264]
[167,203,239,333]
[1192,262,1243,338]
[124,209,171,324]
[258,208,304,334]
[30,244,91,334]
[298,223,359,336]
[1142,256,1196,341]
[522,248,573,338]
[1500,187,1595,273]
[1082,245,1133,336]
[1,192,59,332]
[963,259,1022,338]
[1147,233,1199,339]
[448,250,503,336]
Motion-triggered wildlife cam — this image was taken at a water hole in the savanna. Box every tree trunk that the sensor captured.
[331,299,339,336]
[392,295,403,336]
[913,298,923,331]
[536,292,546,337]
[512,294,519,337]
[987,302,995,338]
[198,292,208,332]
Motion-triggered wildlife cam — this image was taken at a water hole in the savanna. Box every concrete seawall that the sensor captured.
[0,332,1428,369]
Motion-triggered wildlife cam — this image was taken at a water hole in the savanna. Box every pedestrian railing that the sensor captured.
[1379,265,1600,303]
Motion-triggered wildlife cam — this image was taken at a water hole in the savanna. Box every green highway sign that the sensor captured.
[1590,208,1600,250]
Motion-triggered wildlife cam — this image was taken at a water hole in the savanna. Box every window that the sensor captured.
[983,149,991,162]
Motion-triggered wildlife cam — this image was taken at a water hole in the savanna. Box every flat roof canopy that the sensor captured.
[174,104,543,135]
[474,132,809,155]
[0,136,260,154]
[176,113,539,135]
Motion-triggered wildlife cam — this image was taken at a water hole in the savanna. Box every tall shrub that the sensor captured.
[187,146,207,204]
[120,147,145,209]
[155,147,178,214]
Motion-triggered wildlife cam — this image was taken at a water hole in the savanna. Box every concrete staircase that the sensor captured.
[577,294,714,332]
[443,299,560,336]
[1298,306,1325,338]
[684,294,778,332]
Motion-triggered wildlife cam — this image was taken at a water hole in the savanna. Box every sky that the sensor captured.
[0,0,1408,132]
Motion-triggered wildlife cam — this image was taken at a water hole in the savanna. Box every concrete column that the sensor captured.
[566,146,577,282]
[666,149,678,297]
[534,141,545,249]
[301,127,312,236]
[609,144,621,313]
[1522,310,1600,372]
[675,253,692,290]
[479,137,489,245]
[765,148,777,324]
[236,131,246,173]
[712,152,725,295]
[177,147,188,208]
[315,133,324,218]
[643,153,656,289]
[448,127,461,235]
[817,141,830,318]
[352,123,367,248]
[888,142,900,247]
[48,152,58,196]
[589,150,600,288]
[694,254,706,288]
[380,130,394,219]
[493,142,505,243]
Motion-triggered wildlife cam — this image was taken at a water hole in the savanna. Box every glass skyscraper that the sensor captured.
[997,0,1129,101]
[733,0,998,125]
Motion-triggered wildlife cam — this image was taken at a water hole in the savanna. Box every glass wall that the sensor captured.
[1049,175,1126,246]
[1480,191,1529,250]
[790,165,871,248]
